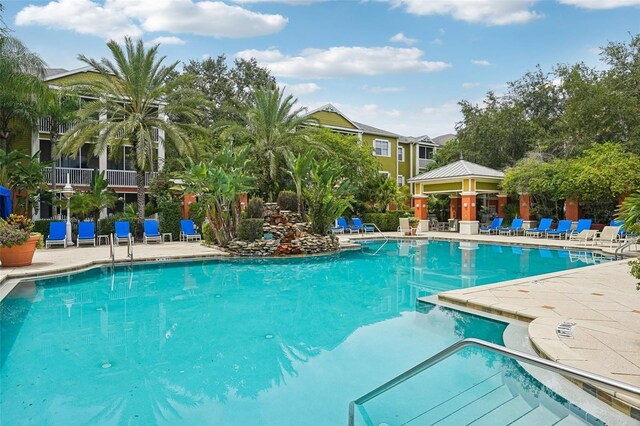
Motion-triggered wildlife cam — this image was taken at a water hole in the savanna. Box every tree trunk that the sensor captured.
[136,170,145,241]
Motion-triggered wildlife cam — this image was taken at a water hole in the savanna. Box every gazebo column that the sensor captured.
[460,191,478,235]
[519,193,536,230]
[449,195,460,220]
[413,195,428,220]
[565,197,580,221]
[497,193,508,218]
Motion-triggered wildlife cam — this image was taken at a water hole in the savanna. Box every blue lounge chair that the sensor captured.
[610,220,626,236]
[114,221,132,245]
[479,217,503,234]
[498,218,524,236]
[339,217,360,233]
[45,221,67,248]
[567,219,592,240]
[329,218,346,234]
[180,219,201,242]
[143,219,162,244]
[525,218,553,238]
[352,217,375,233]
[76,222,95,247]
[546,219,572,239]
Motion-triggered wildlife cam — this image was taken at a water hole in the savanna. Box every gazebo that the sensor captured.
[408,160,505,235]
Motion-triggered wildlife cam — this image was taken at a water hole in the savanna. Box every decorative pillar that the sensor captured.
[183,193,196,219]
[519,193,536,229]
[413,195,428,220]
[497,193,508,218]
[565,197,580,221]
[459,242,479,288]
[449,195,460,220]
[460,191,478,234]
[238,193,248,212]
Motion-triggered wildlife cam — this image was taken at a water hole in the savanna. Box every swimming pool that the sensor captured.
[0,241,610,425]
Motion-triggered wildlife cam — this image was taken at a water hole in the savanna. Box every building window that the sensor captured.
[397,175,405,186]
[419,145,434,160]
[107,146,136,171]
[373,139,390,157]
[397,146,405,162]
[379,171,390,179]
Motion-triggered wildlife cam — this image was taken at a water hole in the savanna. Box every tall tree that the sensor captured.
[43,91,79,187]
[183,55,276,126]
[0,35,47,151]
[58,37,207,238]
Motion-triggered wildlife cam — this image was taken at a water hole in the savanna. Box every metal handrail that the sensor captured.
[615,236,638,260]
[109,234,115,267]
[363,222,387,241]
[348,337,640,425]
[127,235,133,265]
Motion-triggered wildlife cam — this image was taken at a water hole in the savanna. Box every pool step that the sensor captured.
[468,395,533,425]
[430,384,515,425]
[510,405,561,425]
[552,415,590,426]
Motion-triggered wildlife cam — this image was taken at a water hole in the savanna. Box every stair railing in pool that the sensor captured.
[109,233,115,267]
[364,222,388,241]
[615,236,638,260]
[127,234,133,266]
[348,337,640,426]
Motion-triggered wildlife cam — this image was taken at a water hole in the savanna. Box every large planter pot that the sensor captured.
[0,235,40,267]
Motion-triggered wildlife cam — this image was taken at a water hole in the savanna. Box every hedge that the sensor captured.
[188,201,206,232]
[245,198,264,219]
[33,219,78,238]
[97,216,137,236]
[158,199,182,241]
[361,211,413,232]
[277,190,298,211]
[237,218,264,241]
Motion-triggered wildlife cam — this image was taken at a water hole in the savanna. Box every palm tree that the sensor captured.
[0,35,47,151]
[243,88,311,198]
[283,151,313,220]
[58,37,207,238]
[43,91,79,187]
[70,171,116,227]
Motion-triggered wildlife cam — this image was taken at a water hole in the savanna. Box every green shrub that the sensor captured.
[202,222,215,244]
[237,218,264,241]
[158,199,182,241]
[33,219,79,237]
[97,215,137,236]
[189,201,206,231]
[245,197,264,219]
[361,211,412,232]
[277,190,298,212]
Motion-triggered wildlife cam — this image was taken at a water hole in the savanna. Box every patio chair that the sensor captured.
[546,220,572,239]
[114,221,132,245]
[329,218,345,234]
[570,229,598,245]
[45,221,67,248]
[180,219,202,242]
[479,217,503,234]
[525,218,553,238]
[398,217,411,234]
[591,225,622,248]
[352,217,374,233]
[498,218,524,236]
[143,220,162,244]
[567,219,592,240]
[610,220,626,237]
[76,222,96,247]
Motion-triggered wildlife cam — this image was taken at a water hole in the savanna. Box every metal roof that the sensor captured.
[352,121,400,138]
[408,160,504,182]
[432,133,455,146]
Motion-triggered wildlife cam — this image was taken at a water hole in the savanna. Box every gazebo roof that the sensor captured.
[408,160,504,182]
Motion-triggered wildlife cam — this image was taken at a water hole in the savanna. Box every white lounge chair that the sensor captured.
[569,229,597,245]
[398,217,411,235]
[591,225,621,247]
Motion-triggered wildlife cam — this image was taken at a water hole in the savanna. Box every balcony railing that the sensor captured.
[39,117,160,141]
[44,167,158,188]
[418,158,434,169]
[39,117,77,134]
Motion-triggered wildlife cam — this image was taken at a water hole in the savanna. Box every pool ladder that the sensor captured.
[614,236,638,260]
[348,338,640,425]
[109,234,115,267]
[127,234,134,266]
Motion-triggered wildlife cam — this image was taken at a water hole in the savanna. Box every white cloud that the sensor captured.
[462,82,480,89]
[280,82,320,95]
[488,82,509,90]
[384,0,541,25]
[16,0,143,39]
[362,85,406,93]
[389,32,417,45]
[472,59,492,66]
[559,0,640,8]
[16,0,287,40]
[148,36,186,45]
[418,100,461,136]
[235,46,451,78]
[431,37,443,45]
[233,0,323,3]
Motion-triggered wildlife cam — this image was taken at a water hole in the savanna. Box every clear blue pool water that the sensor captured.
[0,241,608,425]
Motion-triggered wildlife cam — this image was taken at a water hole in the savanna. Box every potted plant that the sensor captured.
[0,214,42,267]
[408,217,420,232]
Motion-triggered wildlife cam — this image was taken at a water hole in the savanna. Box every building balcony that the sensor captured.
[39,118,160,141]
[418,158,435,170]
[44,167,158,188]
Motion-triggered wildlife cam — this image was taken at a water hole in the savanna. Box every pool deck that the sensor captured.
[343,231,640,415]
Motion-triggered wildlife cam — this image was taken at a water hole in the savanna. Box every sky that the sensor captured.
[4,0,640,137]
